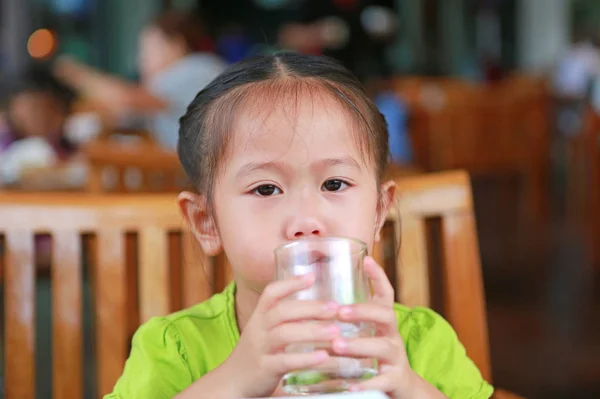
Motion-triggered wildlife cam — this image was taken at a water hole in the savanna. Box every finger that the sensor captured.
[265,300,340,329]
[364,256,395,304]
[265,350,330,375]
[258,274,315,311]
[348,366,400,393]
[331,337,398,364]
[267,322,340,352]
[337,303,398,334]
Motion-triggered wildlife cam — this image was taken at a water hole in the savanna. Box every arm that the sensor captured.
[173,361,240,399]
[54,57,167,115]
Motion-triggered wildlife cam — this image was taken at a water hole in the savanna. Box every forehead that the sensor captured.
[140,26,169,44]
[228,88,364,163]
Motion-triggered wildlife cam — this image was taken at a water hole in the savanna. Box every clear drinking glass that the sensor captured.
[274,236,378,395]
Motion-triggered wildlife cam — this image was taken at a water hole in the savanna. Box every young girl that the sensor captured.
[105,53,493,399]
[0,66,76,185]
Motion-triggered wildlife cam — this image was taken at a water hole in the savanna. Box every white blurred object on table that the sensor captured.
[0,137,58,185]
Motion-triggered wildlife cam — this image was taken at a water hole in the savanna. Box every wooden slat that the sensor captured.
[125,233,140,343]
[86,165,103,193]
[397,216,430,307]
[52,230,83,399]
[0,236,4,283]
[396,184,471,216]
[116,167,127,192]
[168,232,183,312]
[441,212,491,381]
[5,230,35,399]
[182,232,213,308]
[138,227,170,322]
[371,240,385,270]
[214,253,234,293]
[95,230,127,398]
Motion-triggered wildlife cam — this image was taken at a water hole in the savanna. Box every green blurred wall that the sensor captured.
[103,0,162,76]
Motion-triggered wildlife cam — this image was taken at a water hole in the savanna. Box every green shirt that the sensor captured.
[105,283,493,398]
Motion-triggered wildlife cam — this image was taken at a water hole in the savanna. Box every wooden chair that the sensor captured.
[1,173,520,398]
[82,139,188,193]
[591,116,600,267]
[372,170,523,399]
[0,194,212,399]
[393,76,550,226]
[581,110,600,267]
[9,139,188,193]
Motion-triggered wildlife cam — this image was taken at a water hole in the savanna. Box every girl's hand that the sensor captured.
[331,257,445,398]
[222,274,341,398]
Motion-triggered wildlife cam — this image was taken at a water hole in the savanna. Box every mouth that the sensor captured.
[306,250,331,268]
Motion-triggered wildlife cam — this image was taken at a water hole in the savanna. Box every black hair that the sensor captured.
[1,64,75,112]
[177,52,389,209]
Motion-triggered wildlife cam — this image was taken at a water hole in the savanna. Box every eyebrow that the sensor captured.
[235,161,287,180]
[235,157,362,180]
[317,156,362,171]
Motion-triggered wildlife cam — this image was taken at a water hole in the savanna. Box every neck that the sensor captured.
[234,281,262,333]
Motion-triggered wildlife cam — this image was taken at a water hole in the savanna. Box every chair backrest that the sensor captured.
[0,172,491,398]
[583,110,600,264]
[82,140,188,193]
[373,170,491,381]
[393,75,550,177]
[0,194,212,399]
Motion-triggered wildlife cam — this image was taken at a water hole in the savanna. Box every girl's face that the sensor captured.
[207,91,395,292]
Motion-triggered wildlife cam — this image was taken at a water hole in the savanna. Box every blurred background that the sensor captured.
[0,0,599,398]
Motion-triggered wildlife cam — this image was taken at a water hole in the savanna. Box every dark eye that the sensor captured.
[322,179,348,192]
[253,184,281,196]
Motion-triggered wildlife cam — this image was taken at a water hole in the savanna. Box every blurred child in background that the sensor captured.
[0,65,76,186]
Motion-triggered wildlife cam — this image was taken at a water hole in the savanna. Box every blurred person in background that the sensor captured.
[54,10,227,150]
[0,65,76,186]
[552,27,600,138]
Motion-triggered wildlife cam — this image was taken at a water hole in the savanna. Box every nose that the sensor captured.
[286,215,325,239]
[284,186,327,240]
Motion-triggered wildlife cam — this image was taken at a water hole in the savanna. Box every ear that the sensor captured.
[178,191,222,256]
[374,179,396,242]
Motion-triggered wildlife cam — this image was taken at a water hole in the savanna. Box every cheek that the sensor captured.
[213,195,281,285]
[331,192,380,250]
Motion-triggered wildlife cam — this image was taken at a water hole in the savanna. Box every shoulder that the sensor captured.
[394,304,494,399]
[109,286,237,399]
[184,53,228,71]
[109,316,192,399]
[154,284,236,347]
[166,286,232,323]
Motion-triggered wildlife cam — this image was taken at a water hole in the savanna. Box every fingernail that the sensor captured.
[326,325,340,337]
[334,338,348,352]
[302,273,315,282]
[314,350,328,361]
[339,306,352,317]
[324,301,339,311]
[348,385,360,392]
